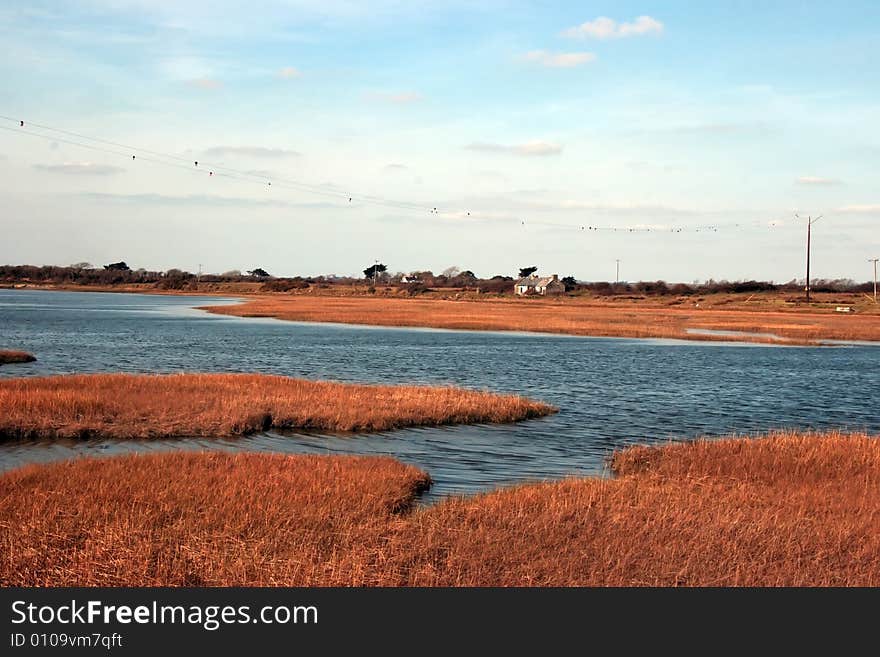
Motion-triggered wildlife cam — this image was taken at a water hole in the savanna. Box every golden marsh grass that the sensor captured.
[0,373,556,440]
[201,295,880,345]
[2,430,877,586]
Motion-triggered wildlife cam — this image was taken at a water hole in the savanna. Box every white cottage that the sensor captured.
[514,274,565,296]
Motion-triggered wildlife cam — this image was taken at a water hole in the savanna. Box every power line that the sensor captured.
[1,115,439,212]
[1,114,801,235]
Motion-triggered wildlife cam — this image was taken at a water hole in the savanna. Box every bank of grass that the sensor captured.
[0,454,431,586]
[2,430,878,586]
[0,350,36,365]
[0,373,555,441]
[200,295,880,345]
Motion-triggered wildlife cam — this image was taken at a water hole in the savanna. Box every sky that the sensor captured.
[1,1,878,282]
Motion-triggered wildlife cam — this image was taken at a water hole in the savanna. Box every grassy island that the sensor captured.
[0,372,555,440]
[0,350,36,365]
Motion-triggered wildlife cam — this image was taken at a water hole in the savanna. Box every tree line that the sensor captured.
[0,262,873,296]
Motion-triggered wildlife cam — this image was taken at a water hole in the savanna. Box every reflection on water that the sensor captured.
[1,289,878,499]
[685,327,791,341]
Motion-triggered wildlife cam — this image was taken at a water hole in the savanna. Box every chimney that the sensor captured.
[551,274,558,281]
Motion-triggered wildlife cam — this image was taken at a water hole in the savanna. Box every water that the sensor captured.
[1,288,878,499]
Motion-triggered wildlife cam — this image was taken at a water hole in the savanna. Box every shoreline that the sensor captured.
[5,284,880,347]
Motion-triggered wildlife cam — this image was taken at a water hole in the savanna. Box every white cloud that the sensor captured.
[244,168,280,178]
[837,204,880,214]
[278,66,302,79]
[79,192,342,209]
[796,176,841,186]
[561,15,664,39]
[465,141,563,156]
[523,199,692,215]
[635,121,773,137]
[34,162,124,175]
[186,78,223,90]
[523,50,596,68]
[368,91,423,104]
[203,146,301,158]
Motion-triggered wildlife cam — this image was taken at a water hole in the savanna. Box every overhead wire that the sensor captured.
[1,115,791,234]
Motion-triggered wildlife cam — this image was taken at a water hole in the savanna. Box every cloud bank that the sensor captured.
[562,16,664,39]
[34,162,125,175]
[203,146,301,158]
[186,78,223,90]
[523,50,596,68]
[465,141,563,156]
[796,176,841,186]
[368,91,423,104]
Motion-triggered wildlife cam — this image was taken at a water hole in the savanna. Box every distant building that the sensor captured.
[514,274,565,296]
[401,275,422,284]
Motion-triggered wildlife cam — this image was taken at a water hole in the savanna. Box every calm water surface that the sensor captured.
[1,289,878,499]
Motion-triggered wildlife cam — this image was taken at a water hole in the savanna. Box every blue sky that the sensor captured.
[1,1,878,281]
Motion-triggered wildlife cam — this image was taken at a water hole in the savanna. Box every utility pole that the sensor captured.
[373,259,378,286]
[615,259,621,284]
[197,264,202,284]
[796,214,822,302]
[870,258,879,303]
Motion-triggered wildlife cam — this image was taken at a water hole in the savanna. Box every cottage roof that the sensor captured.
[515,275,559,287]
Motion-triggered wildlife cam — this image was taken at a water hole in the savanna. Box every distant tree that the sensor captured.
[363,263,388,280]
[104,261,130,271]
[262,277,309,292]
[518,266,538,278]
[247,268,271,278]
[221,270,242,278]
[410,270,434,285]
[561,275,578,291]
[441,266,461,278]
[69,262,93,270]
[157,268,194,289]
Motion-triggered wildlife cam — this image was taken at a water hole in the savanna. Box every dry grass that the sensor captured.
[0,453,431,586]
[398,430,880,586]
[201,294,880,345]
[3,430,879,586]
[0,350,36,365]
[0,373,555,441]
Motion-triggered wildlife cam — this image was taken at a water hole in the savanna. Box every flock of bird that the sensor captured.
[3,115,786,236]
